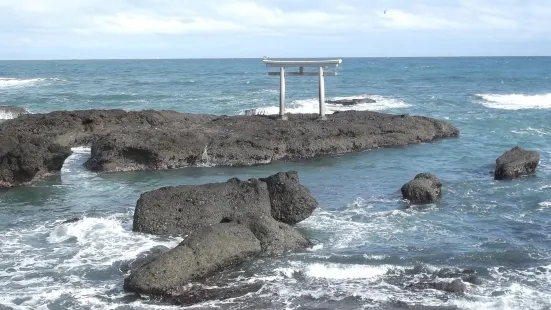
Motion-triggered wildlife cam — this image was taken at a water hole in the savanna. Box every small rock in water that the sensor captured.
[494,146,540,180]
[326,98,376,106]
[401,173,442,204]
[61,217,81,224]
[433,279,467,294]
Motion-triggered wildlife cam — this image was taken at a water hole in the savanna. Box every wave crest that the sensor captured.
[241,95,411,116]
[476,93,551,110]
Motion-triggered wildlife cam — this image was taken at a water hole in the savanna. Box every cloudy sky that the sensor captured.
[0,0,550,59]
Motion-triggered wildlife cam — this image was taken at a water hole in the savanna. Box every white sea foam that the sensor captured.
[538,201,551,208]
[241,95,411,116]
[0,77,61,89]
[303,263,397,280]
[0,216,181,309]
[0,107,30,120]
[476,93,551,110]
[512,127,551,136]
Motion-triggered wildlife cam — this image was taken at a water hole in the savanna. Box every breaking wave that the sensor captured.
[0,77,62,89]
[476,93,551,110]
[241,95,411,116]
[0,106,30,120]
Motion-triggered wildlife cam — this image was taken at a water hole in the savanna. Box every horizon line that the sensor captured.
[1,55,550,61]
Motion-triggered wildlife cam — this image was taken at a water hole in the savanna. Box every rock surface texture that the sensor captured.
[126,171,316,302]
[494,146,540,180]
[401,173,443,204]
[0,109,459,187]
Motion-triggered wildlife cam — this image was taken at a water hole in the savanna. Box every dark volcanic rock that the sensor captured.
[259,171,318,225]
[124,223,262,295]
[0,134,72,188]
[401,173,442,204]
[494,146,540,180]
[132,172,313,255]
[85,111,459,172]
[326,98,376,106]
[1,109,459,187]
[132,177,272,236]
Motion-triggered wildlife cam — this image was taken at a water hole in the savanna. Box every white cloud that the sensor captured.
[94,13,244,34]
[0,0,550,57]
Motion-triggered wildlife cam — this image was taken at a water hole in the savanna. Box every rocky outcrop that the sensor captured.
[408,279,467,294]
[0,134,72,188]
[124,223,262,295]
[494,147,540,180]
[401,173,442,204]
[132,172,314,254]
[260,171,318,225]
[326,98,376,106]
[126,171,316,300]
[0,109,459,187]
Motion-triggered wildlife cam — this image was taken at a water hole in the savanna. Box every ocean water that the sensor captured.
[0,57,550,310]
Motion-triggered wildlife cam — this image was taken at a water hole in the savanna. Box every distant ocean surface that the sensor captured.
[0,58,550,310]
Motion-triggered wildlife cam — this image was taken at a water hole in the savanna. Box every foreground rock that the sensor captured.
[124,223,262,295]
[0,109,459,187]
[126,171,315,301]
[326,98,376,106]
[133,172,313,254]
[401,173,442,204]
[494,147,540,180]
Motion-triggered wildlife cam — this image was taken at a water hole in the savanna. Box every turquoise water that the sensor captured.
[0,58,550,309]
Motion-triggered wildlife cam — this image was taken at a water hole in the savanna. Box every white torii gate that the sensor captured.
[263,58,342,120]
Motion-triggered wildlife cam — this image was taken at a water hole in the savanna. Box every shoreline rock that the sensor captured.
[401,173,442,204]
[494,147,540,180]
[0,109,459,187]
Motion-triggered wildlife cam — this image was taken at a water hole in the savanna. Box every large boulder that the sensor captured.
[132,177,272,236]
[124,223,261,295]
[260,171,318,225]
[0,134,72,188]
[401,173,442,204]
[494,147,540,180]
[132,172,314,254]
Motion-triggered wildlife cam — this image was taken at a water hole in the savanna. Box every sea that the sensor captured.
[0,57,550,310]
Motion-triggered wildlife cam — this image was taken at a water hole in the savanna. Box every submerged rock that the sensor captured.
[408,279,467,294]
[401,173,442,204]
[494,146,540,180]
[326,98,376,106]
[171,282,264,306]
[0,109,459,187]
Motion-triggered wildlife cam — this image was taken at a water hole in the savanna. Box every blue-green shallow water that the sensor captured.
[0,58,550,309]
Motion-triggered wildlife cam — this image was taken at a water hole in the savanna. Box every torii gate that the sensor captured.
[263,58,342,120]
